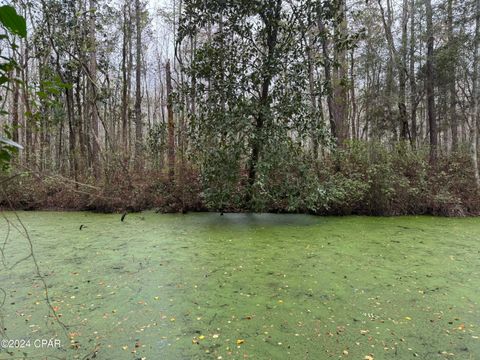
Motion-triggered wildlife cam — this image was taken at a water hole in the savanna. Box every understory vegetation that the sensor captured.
[2,141,478,216]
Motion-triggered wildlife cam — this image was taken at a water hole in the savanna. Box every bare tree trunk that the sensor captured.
[318,16,336,141]
[350,47,357,140]
[121,1,129,154]
[11,51,20,143]
[409,0,417,147]
[37,55,46,171]
[307,32,319,159]
[127,1,134,158]
[399,0,410,143]
[19,10,32,162]
[134,0,143,169]
[166,59,175,182]
[471,0,480,187]
[66,86,77,179]
[447,0,458,151]
[158,58,165,126]
[176,0,186,189]
[75,73,86,172]
[425,0,437,162]
[88,0,99,175]
[332,0,348,146]
[379,0,396,140]
[143,53,151,132]
[378,0,410,142]
[190,34,197,115]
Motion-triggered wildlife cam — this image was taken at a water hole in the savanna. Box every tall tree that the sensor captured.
[134,0,143,168]
[88,0,99,174]
[409,0,418,146]
[166,59,175,181]
[377,0,410,143]
[399,0,409,142]
[246,0,282,192]
[332,0,348,146]
[121,1,130,154]
[471,0,480,186]
[425,0,437,161]
[447,0,458,151]
[11,51,20,143]
[318,13,336,141]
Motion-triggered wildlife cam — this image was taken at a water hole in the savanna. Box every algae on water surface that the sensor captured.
[0,212,478,359]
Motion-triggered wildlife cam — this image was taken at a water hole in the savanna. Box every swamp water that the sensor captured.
[0,212,478,359]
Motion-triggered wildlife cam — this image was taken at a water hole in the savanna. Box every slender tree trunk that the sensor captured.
[144,67,151,131]
[190,34,197,115]
[318,16,336,140]
[127,1,134,157]
[20,12,32,162]
[134,0,143,169]
[307,32,319,159]
[399,0,410,142]
[364,24,373,140]
[121,1,129,154]
[66,86,77,179]
[378,0,409,142]
[89,0,99,175]
[11,52,20,143]
[350,47,357,140]
[409,0,417,147]
[166,59,175,182]
[38,56,46,171]
[158,58,165,125]
[332,0,348,146]
[379,0,396,140]
[75,73,86,171]
[176,0,186,187]
[471,0,480,187]
[425,0,437,162]
[448,0,458,151]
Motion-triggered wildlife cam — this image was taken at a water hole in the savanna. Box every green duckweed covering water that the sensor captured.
[0,212,479,359]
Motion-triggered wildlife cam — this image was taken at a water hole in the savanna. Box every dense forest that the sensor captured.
[1,0,480,215]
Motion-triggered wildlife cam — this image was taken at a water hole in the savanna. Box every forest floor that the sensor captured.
[0,212,478,359]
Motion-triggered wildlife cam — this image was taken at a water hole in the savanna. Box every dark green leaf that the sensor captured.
[0,5,27,38]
